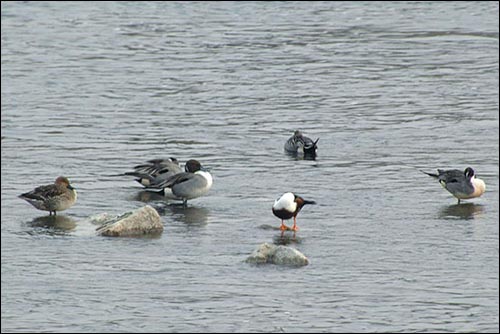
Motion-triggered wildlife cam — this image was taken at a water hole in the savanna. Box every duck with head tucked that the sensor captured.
[148,159,213,206]
[19,176,77,215]
[421,167,485,204]
[284,130,319,157]
[272,192,316,231]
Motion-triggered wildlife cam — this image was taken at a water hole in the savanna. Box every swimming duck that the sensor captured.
[284,130,319,156]
[272,192,316,231]
[422,167,486,204]
[19,176,77,215]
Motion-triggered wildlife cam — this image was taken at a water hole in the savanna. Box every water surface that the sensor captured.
[2,2,499,332]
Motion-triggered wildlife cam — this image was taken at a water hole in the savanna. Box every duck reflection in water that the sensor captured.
[273,230,303,246]
[27,215,77,234]
[169,204,210,225]
[131,191,210,225]
[439,203,485,220]
[285,150,317,161]
[133,190,166,203]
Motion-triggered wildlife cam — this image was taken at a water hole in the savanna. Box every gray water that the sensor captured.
[1,2,499,333]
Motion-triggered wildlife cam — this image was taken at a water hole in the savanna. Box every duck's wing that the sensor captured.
[150,172,194,189]
[437,169,475,195]
[303,136,318,150]
[169,173,211,199]
[420,168,461,181]
[125,159,182,186]
[284,134,304,152]
[129,159,181,176]
[19,184,63,201]
[436,169,466,184]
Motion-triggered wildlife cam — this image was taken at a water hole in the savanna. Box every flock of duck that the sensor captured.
[19,130,486,231]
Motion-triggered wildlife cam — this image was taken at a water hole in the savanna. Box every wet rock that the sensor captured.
[272,246,309,266]
[246,242,274,264]
[246,242,309,266]
[95,205,163,237]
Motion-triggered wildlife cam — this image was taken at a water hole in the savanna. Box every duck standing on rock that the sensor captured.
[272,192,316,231]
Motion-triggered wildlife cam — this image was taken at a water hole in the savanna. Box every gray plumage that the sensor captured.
[284,130,319,155]
[149,159,213,205]
[125,158,182,187]
[422,167,486,204]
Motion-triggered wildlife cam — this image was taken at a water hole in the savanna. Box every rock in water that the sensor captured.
[246,242,309,266]
[271,246,309,266]
[246,242,275,264]
[95,205,163,237]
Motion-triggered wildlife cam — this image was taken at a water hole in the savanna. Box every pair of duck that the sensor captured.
[274,130,319,230]
[18,130,486,232]
[124,158,213,206]
[274,168,486,232]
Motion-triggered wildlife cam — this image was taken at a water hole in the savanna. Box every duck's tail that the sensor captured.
[419,169,439,178]
[124,172,154,186]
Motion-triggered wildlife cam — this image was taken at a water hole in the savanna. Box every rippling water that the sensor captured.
[2,2,499,332]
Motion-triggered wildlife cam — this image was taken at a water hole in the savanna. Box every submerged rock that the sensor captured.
[95,205,163,237]
[246,242,309,266]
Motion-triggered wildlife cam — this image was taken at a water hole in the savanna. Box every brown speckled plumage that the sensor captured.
[19,176,77,215]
